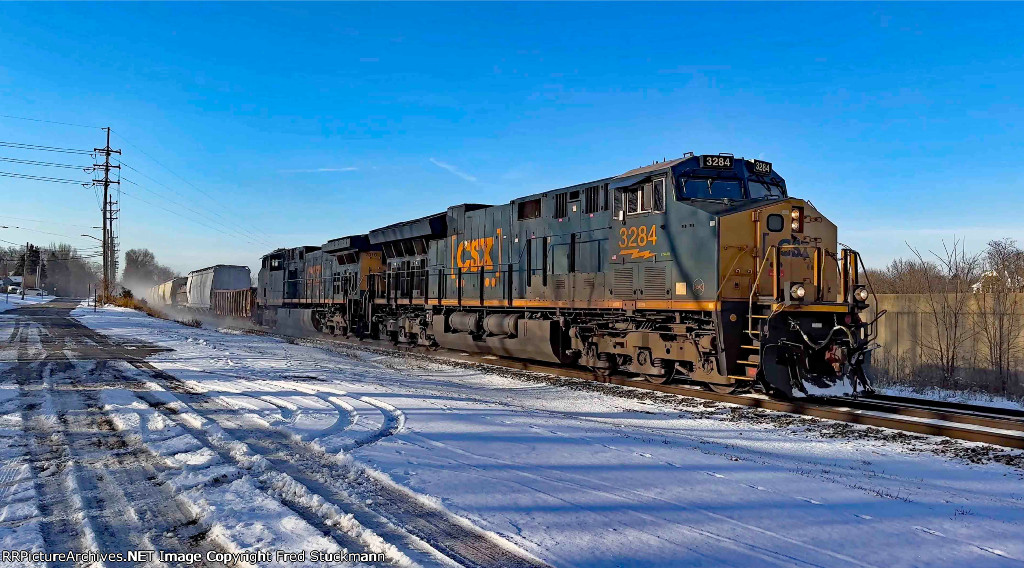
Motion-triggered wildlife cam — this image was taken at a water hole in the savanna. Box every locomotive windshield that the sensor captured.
[748,181,785,199]
[677,179,744,201]
[677,178,786,201]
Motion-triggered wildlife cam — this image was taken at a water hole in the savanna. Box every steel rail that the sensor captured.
[860,392,1024,419]
[240,328,1024,450]
[827,396,1024,434]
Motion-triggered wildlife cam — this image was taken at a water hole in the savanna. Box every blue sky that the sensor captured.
[1,2,1022,274]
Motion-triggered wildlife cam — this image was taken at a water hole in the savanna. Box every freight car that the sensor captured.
[147,276,187,306]
[147,265,252,314]
[256,153,880,397]
[211,287,256,319]
[185,265,251,310]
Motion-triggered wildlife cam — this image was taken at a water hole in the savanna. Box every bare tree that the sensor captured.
[122,248,178,294]
[909,239,983,385]
[865,258,945,294]
[973,239,1024,395]
[44,243,101,297]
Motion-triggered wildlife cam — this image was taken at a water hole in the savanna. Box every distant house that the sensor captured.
[972,270,1024,293]
[1,276,23,289]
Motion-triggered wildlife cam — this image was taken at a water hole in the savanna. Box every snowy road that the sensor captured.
[1,300,1023,567]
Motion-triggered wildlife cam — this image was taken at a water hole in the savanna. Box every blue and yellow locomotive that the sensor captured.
[257,153,878,396]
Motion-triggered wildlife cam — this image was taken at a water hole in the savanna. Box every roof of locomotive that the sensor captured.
[322,234,372,254]
[616,157,688,178]
[369,210,448,244]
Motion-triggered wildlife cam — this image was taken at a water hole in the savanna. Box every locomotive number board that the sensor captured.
[699,155,733,169]
[750,159,772,175]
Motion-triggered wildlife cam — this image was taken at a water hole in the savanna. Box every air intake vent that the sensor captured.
[553,275,567,300]
[612,267,634,299]
[642,265,668,298]
[554,192,568,218]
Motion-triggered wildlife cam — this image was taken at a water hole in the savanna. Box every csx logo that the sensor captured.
[456,237,495,271]
[779,236,823,259]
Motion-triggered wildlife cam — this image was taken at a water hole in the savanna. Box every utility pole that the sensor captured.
[93,127,120,299]
[21,242,27,300]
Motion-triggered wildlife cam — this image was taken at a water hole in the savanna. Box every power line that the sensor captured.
[111,129,274,246]
[0,215,98,230]
[0,113,103,129]
[0,141,94,155]
[0,224,103,244]
[0,156,92,170]
[118,159,274,248]
[120,176,268,246]
[0,237,102,258]
[0,171,87,185]
[118,188,256,242]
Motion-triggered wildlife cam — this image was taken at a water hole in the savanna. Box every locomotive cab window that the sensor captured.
[623,180,665,215]
[766,214,785,232]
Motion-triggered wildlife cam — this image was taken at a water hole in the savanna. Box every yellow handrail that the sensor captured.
[746,244,827,338]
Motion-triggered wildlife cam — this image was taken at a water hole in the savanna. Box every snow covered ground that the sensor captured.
[0,293,52,313]
[2,300,1023,567]
[882,384,1024,412]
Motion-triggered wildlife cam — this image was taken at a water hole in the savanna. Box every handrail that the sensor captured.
[746,243,829,339]
[371,265,520,306]
[747,245,777,339]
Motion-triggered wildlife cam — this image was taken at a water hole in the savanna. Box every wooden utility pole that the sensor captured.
[93,127,120,299]
[21,242,27,300]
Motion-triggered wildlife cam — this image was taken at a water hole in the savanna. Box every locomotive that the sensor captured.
[255,153,879,397]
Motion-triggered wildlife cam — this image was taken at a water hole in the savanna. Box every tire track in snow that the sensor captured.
[36,314,428,567]
[132,389,420,567]
[5,304,231,567]
[127,361,550,568]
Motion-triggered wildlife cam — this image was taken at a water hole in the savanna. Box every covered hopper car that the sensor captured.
[185,265,251,310]
[147,265,252,316]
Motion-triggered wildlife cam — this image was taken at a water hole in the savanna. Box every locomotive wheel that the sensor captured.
[705,382,739,394]
[593,352,618,378]
[643,363,676,385]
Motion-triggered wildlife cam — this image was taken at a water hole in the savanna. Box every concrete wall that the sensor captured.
[864,294,1024,395]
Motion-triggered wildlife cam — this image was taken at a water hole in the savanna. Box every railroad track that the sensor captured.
[233,326,1024,451]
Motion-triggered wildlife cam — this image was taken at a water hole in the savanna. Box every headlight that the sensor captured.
[790,206,804,232]
[854,286,869,302]
[790,284,806,299]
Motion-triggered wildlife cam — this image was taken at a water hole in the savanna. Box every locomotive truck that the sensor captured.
[255,153,879,397]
